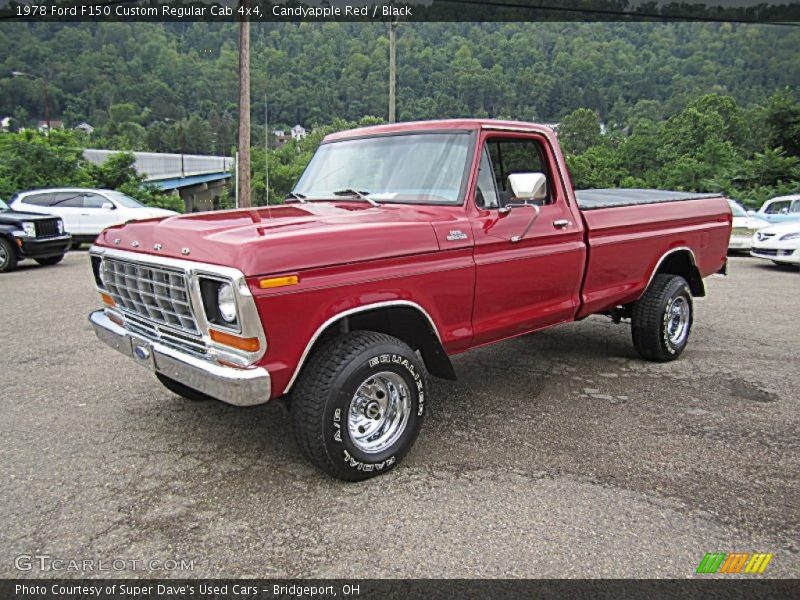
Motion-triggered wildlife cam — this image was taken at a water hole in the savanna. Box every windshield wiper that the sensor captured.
[333,188,379,207]
[284,191,307,203]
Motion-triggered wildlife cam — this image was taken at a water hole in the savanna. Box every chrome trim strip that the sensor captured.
[89,310,270,406]
[282,300,443,395]
[90,246,266,364]
[641,246,698,297]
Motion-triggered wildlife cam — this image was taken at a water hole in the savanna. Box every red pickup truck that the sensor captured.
[88,120,731,480]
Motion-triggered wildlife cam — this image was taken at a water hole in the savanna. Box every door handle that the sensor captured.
[553,219,572,229]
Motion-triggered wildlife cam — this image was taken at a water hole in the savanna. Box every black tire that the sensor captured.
[631,274,693,362]
[155,373,213,402]
[71,241,82,250]
[0,237,18,273]
[35,254,65,266]
[291,331,427,482]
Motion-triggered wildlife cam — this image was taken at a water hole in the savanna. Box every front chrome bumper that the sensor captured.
[88,310,271,406]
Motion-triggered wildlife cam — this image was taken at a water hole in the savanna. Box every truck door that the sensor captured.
[468,133,586,345]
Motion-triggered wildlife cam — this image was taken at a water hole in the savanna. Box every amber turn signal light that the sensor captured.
[209,329,260,353]
[258,274,299,289]
[100,292,116,307]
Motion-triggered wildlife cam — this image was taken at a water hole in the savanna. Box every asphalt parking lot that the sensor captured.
[1,252,797,578]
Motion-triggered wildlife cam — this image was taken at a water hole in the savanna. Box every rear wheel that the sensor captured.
[291,331,427,481]
[155,373,213,402]
[631,274,693,362]
[35,255,65,266]
[0,238,18,273]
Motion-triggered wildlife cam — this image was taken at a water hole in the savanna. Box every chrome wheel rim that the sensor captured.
[666,296,690,345]
[348,371,411,454]
[0,243,8,268]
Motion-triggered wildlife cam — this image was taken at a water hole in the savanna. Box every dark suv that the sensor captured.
[0,199,71,272]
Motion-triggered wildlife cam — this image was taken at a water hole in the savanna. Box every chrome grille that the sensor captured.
[102,258,199,333]
[124,313,207,357]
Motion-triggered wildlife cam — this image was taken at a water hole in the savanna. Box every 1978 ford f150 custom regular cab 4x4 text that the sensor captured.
[88,120,732,480]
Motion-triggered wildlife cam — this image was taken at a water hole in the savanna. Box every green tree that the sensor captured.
[559,108,602,154]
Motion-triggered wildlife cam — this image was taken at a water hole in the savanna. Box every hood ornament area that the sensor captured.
[181,248,191,256]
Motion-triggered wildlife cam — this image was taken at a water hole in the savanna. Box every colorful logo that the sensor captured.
[696,552,773,574]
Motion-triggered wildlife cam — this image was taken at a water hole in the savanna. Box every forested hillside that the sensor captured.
[0,21,798,208]
[1,21,798,150]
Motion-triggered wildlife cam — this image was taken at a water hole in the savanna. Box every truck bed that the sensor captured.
[576,189,721,210]
[575,190,731,319]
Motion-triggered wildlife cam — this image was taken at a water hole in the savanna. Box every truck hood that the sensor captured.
[95,202,443,276]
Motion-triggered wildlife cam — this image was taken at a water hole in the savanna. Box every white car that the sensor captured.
[728,200,769,252]
[10,188,178,246]
[750,221,800,266]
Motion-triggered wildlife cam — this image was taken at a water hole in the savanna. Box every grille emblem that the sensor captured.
[181,247,191,255]
[132,240,140,248]
[153,243,162,251]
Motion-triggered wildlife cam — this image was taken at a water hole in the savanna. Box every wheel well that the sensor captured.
[655,250,705,297]
[312,305,456,380]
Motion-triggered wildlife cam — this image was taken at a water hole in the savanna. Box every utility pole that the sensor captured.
[388,20,397,123]
[237,0,252,208]
[264,94,269,205]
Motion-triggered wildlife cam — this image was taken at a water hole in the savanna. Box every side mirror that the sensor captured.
[780,207,789,214]
[508,172,547,202]
[101,202,115,210]
[747,210,756,217]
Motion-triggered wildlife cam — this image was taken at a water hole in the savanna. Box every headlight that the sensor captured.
[780,232,800,241]
[21,222,36,237]
[56,220,64,235]
[217,283,237,323]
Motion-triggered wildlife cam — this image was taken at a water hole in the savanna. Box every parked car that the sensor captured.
[753,194,800,224]
[0,198,71,272]
[728,200,769,252]
[750,221,800,267]
[86,119,731,481]
[10,188,178,247]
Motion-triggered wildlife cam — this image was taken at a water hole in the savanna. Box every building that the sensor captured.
[272,129,289,148]
[37,120,64,132]
[74,122,94,135]
[291,124,308,141]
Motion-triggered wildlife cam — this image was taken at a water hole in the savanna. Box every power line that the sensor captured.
[435,0,800,27]
[1,0,798,25]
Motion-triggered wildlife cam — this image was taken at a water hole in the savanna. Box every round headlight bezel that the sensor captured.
[217,282,238,324]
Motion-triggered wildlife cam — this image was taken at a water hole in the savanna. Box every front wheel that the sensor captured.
[0,238,18,273]
[291,331,427,481]
[631,274,693,362]
[35,254,65,266]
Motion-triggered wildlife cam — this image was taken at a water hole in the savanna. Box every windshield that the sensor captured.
[294,132,472,204]
[728,201,747,217]
[0,199,8,211]
[104,191,145,208]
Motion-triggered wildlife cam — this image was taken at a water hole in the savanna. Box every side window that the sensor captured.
[765,201,789,214]
[51,192,84,208]
[83,193,110,209]
[475,147,499,209]
[790,200,800,214]
[482,138,551,208]
[23,193,54,206]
